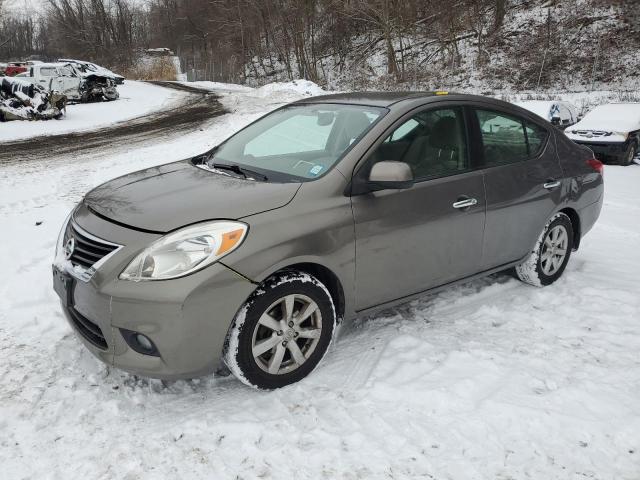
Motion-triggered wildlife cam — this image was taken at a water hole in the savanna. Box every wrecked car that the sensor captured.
[0,76,67,121]
[4,61,28,77]
[58,59,125,85]
[19,62,119,103]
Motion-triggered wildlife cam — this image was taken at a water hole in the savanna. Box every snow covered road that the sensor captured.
[0,84,639,479]
[0,82,226,163]
[0,81,186,144]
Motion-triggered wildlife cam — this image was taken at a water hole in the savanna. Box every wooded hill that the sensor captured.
[1,0,639,91]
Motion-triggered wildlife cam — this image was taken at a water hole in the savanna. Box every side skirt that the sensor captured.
[354,256,528,318]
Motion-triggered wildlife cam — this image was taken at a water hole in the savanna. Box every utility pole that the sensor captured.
[536,8,552,90]
[590,38,600,92]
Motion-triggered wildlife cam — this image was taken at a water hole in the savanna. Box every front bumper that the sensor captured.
[572,140,629,164]
[54,207,256,379]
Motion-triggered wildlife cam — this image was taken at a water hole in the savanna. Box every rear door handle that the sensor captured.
[543,180,561,189]
[452,197,478,209]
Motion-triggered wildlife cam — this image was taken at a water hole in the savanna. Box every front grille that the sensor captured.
[67,307,108,349]
[65,222,119,269]
[573,130,611,138]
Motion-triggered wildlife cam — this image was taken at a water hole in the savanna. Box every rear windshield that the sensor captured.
[210,104,386,180]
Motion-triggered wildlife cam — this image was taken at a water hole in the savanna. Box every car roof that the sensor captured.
[59,59,93,65]
[34,62,72,68]
[293,91,450,107]
[292,91,522,109]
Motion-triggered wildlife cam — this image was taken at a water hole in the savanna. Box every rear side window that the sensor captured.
[476,109,527,165]
[476,109,549,165]
[524,121,548,156]
[40,67,56,77]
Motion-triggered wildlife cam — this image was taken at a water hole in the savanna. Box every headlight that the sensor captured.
[612,131,629,140]
[119,221,247,281]
[54,209,73,267]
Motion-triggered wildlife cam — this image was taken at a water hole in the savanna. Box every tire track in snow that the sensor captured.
[0,82,226,164]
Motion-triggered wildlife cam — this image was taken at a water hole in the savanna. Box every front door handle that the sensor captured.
[452,197,478,209]
[543,180,561,189]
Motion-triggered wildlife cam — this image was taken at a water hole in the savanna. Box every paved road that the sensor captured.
[0,82,226,164]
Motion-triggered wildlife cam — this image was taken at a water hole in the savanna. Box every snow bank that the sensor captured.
[0,81,184,142]
[183,79,325,99]
[253,79,325,97]
[184,81,254,93]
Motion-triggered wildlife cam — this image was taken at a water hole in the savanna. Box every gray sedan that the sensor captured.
[53,92,604,389]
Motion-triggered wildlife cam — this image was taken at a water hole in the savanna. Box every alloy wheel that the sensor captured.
[251,294,323,375]
[540,225,569,276]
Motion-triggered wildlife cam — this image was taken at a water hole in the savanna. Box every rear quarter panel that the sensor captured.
[555,131,604,237]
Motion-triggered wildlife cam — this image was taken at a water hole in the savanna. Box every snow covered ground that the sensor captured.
[0,81,184,142]
[0,83,639,479]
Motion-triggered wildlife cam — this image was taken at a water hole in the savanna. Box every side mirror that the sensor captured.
[368,161,414,190]
[551,116,561,126]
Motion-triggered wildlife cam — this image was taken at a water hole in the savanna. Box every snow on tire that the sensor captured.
[223,271,336,389]
[516,212,574,287]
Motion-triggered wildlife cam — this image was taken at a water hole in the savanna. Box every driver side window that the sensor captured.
[371,107,469,180]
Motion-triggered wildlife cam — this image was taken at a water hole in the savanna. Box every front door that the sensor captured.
[351,106,486,311]
[473,108,564,269]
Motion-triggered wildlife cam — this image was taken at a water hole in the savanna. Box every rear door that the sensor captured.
[472,107,563,270]
[57,66,82,98]
[351,104,486,310]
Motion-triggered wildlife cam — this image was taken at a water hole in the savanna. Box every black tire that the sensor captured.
[515,212,574,287]
[622,141,637,166]
[224,271,336,389]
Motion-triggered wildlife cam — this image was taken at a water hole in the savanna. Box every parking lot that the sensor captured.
[0,81,638,479]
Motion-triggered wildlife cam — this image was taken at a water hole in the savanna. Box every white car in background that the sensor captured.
[565,103,640,165]
[515,100,579,128]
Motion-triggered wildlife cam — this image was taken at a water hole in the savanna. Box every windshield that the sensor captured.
[210,104,386,180]
[58,66,75,76]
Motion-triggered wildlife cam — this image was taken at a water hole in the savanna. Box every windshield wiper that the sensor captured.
[209,162,268,181]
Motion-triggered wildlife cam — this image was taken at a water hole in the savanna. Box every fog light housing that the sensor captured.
[120,329,160,357]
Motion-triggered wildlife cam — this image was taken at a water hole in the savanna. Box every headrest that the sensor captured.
[429,116,459,150]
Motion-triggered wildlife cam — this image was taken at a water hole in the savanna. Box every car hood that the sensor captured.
[569,104,640,134]
[84,161,301,232]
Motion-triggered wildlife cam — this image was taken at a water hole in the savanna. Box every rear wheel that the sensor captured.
[516,212,573,287]
[224,271,336,389]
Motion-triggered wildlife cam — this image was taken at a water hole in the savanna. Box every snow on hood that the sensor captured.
[570,103,640,133]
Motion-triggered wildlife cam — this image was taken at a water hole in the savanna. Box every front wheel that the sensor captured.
[516,212,574,287]
[622,141,637,166]
[224,271,336,389]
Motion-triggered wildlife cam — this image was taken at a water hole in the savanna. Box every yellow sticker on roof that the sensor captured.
[435,91,449,95]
